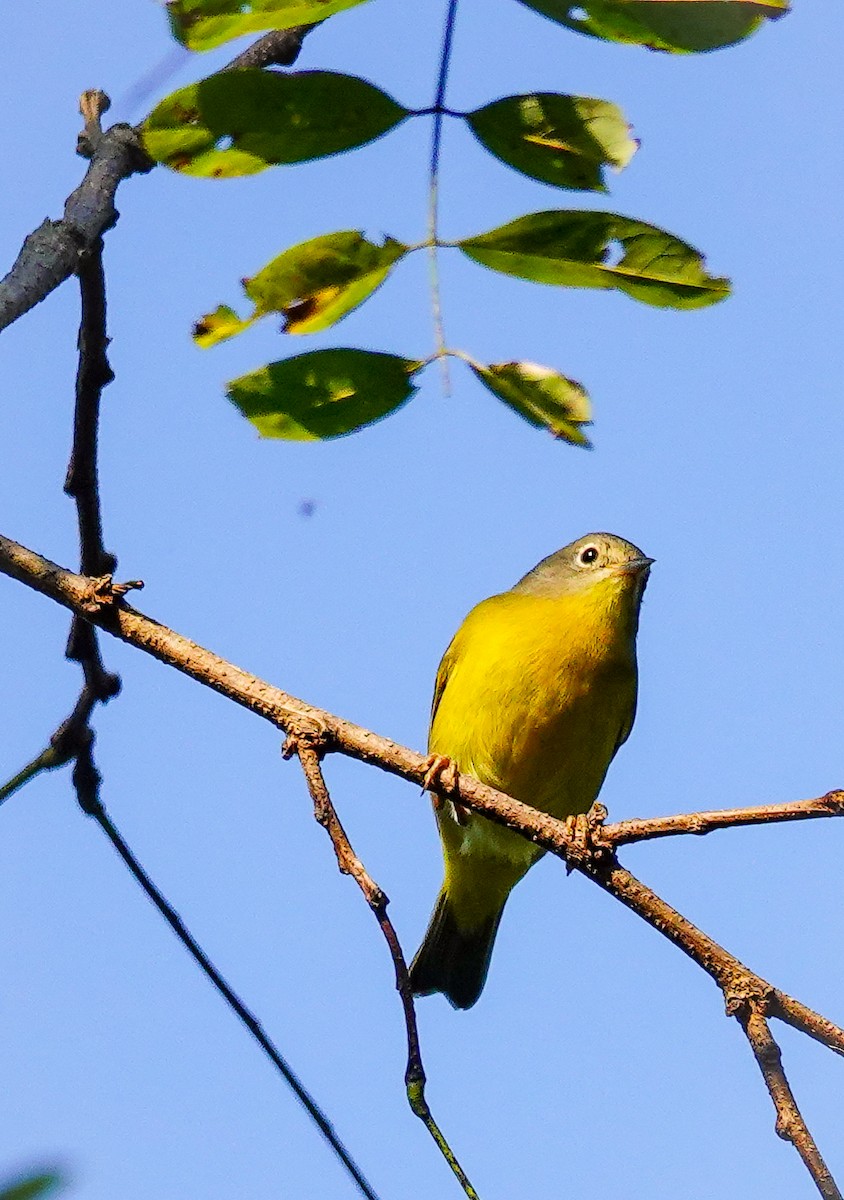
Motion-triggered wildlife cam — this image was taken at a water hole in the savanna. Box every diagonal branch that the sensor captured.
[86,791,382,1200]
[0,122,151,334]
[224,25,313,69]
[290,736,479,1200]
[738,1002,841,1200]
[0,26,312,337]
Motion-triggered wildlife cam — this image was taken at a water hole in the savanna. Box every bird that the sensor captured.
[408,532,653,1009]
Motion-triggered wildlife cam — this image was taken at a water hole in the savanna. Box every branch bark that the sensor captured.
[739,1004,841,1200]
[0,124,151,333]
[224,26,313,69]
[602,792,844,848]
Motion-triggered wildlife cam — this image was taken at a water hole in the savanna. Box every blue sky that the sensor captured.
[1,1,843,1197]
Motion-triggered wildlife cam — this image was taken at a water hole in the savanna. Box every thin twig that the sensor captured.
[83,791,381,1200]
[602,792,844,848]
[2,534,843,1192]
[291,737,480,1200]
[737,1003,842,1200]
[0,744,70,804]
[426,0,459,392]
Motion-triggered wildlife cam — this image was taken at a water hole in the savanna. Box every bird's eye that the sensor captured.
[579,546,599,565]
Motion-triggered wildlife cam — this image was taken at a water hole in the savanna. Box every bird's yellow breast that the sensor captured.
[430,577,638,873]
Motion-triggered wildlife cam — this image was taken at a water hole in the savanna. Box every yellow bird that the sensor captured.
[409,533,652,1009]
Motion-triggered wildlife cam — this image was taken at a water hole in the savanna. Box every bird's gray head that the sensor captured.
[513,533,654,597]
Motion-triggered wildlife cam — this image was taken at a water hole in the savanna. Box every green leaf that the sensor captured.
[466,94,636,192]
[255,232,407,334]
[0,1173,63,1200]
[458,210,730,309]
[167,0,369,51]
[471,360,592,446]
[227,349,423,439]
[194,233,407,345]
[142,70,409,176]
[516,0,788,53]
[193,304,255,347]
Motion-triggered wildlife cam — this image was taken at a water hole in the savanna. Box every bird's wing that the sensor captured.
[429,631,462,731]
[612,693,638,756]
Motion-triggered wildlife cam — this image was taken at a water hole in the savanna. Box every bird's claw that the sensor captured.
[422,754,468,825]
[563,802,610,873]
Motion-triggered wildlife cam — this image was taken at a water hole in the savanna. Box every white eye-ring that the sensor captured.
[579,545,599,565]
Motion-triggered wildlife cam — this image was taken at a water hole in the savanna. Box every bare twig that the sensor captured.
[290,736,480,1200]
[77,90,112,157]
[737,1002,842,1200]
[602,792,844,848]
[1,533,843,1192]
[85,792,381,1200]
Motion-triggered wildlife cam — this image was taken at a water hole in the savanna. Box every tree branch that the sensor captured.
[224,26,313,70]
[291,736,479,1200]
[0,24,313,337]
[602,792,844,848]
[0,122,151,334]
[738,1003,841,1199]
[0,173,378,1192]
[86,791,381,1200]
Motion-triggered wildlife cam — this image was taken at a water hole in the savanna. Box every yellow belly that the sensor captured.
[429,586,637,917]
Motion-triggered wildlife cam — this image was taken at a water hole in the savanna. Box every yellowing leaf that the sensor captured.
[459,210,730,309]
[193,304,254,348]
[517,0,788,53]
[192,232,407,347]
[166,0,369,52]
[467,94,637,192]
[471,360,592,445]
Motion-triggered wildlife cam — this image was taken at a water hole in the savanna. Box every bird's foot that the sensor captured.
[422,754,468,825]
[563,802,610,873]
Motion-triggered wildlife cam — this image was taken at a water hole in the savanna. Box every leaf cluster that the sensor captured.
[142,0,785,441]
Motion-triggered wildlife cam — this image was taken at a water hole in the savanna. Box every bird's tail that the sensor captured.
[409,888,504,1010]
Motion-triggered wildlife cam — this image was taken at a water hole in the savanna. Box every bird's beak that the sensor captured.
[616,556,655,575]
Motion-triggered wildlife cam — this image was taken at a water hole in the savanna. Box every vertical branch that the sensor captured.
[737,1004,841,1200]
[64,235,122,718]
[290,736,481,1200]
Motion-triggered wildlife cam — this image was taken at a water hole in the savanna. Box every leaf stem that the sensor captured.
[427,0,460,391]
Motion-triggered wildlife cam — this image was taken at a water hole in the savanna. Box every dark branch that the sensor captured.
[0,19,319,336]
[0,122,151,334]
[85,793,381,1200]
[224,25,313,70]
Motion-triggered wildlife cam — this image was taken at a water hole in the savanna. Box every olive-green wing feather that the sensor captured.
[429,633,461,731]
[612,692,638,755]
